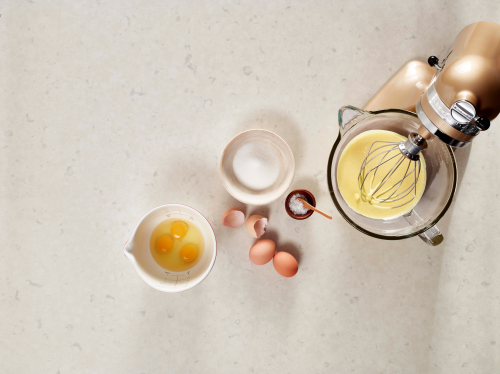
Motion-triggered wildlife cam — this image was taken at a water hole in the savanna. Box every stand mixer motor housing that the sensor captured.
[416,21,500,148]
[366,21,500,146]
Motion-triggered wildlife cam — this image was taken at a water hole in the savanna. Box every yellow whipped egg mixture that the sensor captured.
[337,130,427,219]
[150,218,204,272]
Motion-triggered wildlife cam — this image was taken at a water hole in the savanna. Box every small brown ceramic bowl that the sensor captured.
[285,189,316,220]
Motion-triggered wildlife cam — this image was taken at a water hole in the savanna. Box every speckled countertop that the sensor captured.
[1,1,499,373]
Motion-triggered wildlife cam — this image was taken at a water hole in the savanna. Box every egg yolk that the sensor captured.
[180,245,198,263]
[156,235,174,253]
[170,221,188,239]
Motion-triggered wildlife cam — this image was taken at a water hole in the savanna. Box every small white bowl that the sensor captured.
[220,129,295,205]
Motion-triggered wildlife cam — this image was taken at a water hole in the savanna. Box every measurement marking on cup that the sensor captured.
[159,273,191,289]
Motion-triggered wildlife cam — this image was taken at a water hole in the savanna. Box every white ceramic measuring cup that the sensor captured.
[124,204,217,292]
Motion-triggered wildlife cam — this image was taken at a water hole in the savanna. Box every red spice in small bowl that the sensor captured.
[285,189,316,220]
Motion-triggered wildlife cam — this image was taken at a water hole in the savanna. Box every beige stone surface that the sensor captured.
[1,1,499,373]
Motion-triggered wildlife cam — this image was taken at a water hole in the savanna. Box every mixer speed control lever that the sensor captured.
[427,55,443,70]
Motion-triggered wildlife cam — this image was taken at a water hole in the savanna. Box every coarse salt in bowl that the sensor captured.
[220,129,295,205]
[285,189,316,220]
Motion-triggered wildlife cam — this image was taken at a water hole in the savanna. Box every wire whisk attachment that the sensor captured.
[358,133,427,209]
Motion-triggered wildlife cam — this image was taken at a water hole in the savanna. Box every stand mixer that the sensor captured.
[328,21,500,245]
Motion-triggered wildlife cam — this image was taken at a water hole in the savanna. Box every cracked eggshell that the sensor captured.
[222,209,245,228]
[246,215,268,238]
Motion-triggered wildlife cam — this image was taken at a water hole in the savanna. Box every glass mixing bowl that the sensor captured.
[327,106,457,245]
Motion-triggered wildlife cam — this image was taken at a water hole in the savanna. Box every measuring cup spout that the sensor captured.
[123,240,135,260]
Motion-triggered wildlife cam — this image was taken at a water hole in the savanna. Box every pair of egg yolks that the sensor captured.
[156,221,189,252]
[155,221,198,263]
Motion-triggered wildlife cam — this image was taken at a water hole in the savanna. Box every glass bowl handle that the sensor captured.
[404,210,444,246]
[338,105,370,137]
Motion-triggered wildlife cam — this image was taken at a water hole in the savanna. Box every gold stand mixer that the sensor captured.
[328,21,500,245]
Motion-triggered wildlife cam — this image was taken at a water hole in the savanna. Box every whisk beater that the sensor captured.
[358,133,427,209]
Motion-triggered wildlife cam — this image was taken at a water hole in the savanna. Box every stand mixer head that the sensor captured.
[416,21,500,147]
[359,21,500,210]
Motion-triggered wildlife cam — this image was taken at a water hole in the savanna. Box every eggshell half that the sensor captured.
[246,215,268,238]
[273,252,298,277]
[249,239,276,265]
[222,209,245,228]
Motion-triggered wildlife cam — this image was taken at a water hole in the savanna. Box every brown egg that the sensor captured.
[249,239,276,265]
[273,252,298,277]
[222,209,245,228]
[246,215,268,238]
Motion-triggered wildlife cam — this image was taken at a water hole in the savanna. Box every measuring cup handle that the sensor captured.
[404,210,444,246]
